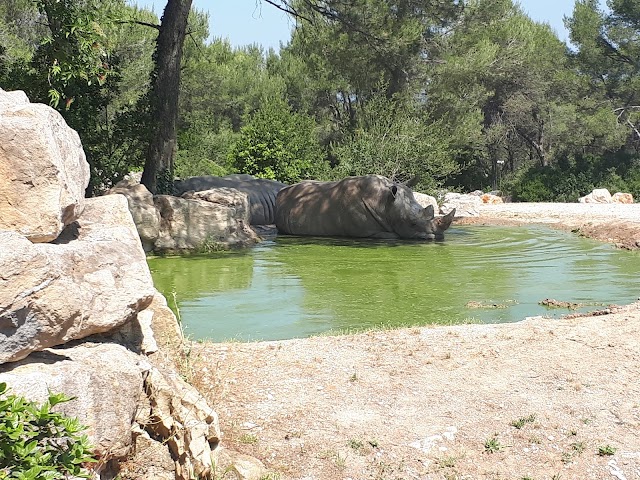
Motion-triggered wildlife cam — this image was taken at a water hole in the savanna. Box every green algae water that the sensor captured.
[147,226,640,342]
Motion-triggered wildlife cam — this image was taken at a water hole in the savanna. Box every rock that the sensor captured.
[153,193,259,253]
[412,192,439,212]
[481,193,503,204]
[579,188,612,203]
[125,428,176,480]
[0,342,147,465]
[440,192,482,217]
[109,290,183,358]
[109,184,260,253]
[0,195,155,363]
[217,450,267,480]
[0,88,90,242]
[612,192,634,204]
[108,184,161,252]
[143,367,221,480]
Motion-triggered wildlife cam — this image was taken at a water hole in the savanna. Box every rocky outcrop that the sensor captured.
[174,174,287,225]
[142,367,221,479]
[0,89,221,479]
[155,190,259,252]
[579,188,612,204]
[612,192,634,204]
[0,88,89,242]
[109,182,259,253]
[0,195,156,364]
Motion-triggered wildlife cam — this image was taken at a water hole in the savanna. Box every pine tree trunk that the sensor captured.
[141,0,192,194]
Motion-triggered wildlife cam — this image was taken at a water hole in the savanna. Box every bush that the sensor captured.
[331,93,459,192]
[0,382,96,479]
[228,98,329,184]
[509,152,640,202]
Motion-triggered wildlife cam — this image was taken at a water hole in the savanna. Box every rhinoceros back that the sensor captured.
[174,175,286,225]
[275,176,399,237]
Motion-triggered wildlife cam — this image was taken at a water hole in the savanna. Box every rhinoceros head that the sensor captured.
[387,185,456,240]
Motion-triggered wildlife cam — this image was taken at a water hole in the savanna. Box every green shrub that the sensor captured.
[0,382,96,479]
[509,152,640,202]
[228,98,329,184]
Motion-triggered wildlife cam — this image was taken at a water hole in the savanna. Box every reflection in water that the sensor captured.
[149,226,640,342]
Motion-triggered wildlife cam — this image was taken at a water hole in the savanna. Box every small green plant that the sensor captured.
[258,474,281,480]
[349,372,358,382]
[484,434,503,453]
[571,441,585,454]
[598,444,616,456]
[510,413,537,429]
[436,454,460,468]
[348,438,364,451]
[0,382,96,478]
[239,433,258,445]
[198,236,226,254]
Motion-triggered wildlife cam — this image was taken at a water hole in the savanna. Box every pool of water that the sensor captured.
[147,226,640,342]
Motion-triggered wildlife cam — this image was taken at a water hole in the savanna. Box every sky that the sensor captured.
[140,0,595,51]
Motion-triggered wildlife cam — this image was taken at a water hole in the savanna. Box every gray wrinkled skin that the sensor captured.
[174,175,287,225]
[275,175,455,240]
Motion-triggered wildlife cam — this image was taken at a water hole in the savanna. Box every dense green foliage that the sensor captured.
[229,97,329,183]
[0,0,639,200]
[0,383,95,479]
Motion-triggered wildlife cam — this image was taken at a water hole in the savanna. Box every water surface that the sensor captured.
[148,226,640,341]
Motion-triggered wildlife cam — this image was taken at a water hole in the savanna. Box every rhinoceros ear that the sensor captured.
[424,204,435,218]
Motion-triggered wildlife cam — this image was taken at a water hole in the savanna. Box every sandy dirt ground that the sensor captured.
[190,203,640,480]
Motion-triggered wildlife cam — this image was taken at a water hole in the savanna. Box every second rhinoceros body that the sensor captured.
[275,175,455,240]
[173,175,287,225]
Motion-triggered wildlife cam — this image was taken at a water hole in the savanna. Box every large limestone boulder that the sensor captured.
[0,194,155,363]
[440,192,482,217]
[0,342,146,464]
[412,192,439,212]
[109,183,260,253]
[0,88,90,242]
[579,188,612,203]
[153,191,259,252]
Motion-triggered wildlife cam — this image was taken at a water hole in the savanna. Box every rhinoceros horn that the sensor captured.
[437,208,456,231]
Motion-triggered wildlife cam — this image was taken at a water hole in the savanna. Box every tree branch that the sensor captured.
[114,19,161,30]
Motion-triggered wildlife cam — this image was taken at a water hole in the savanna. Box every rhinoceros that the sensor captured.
[173,175,287,225]
[275,175,455,240]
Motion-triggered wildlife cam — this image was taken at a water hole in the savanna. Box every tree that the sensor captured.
[177,39,287,178]
[426,0,625,191]
[566,0,640,150]
[331,91,458,192]
[276,0,462,141]
[141,0,193,194]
